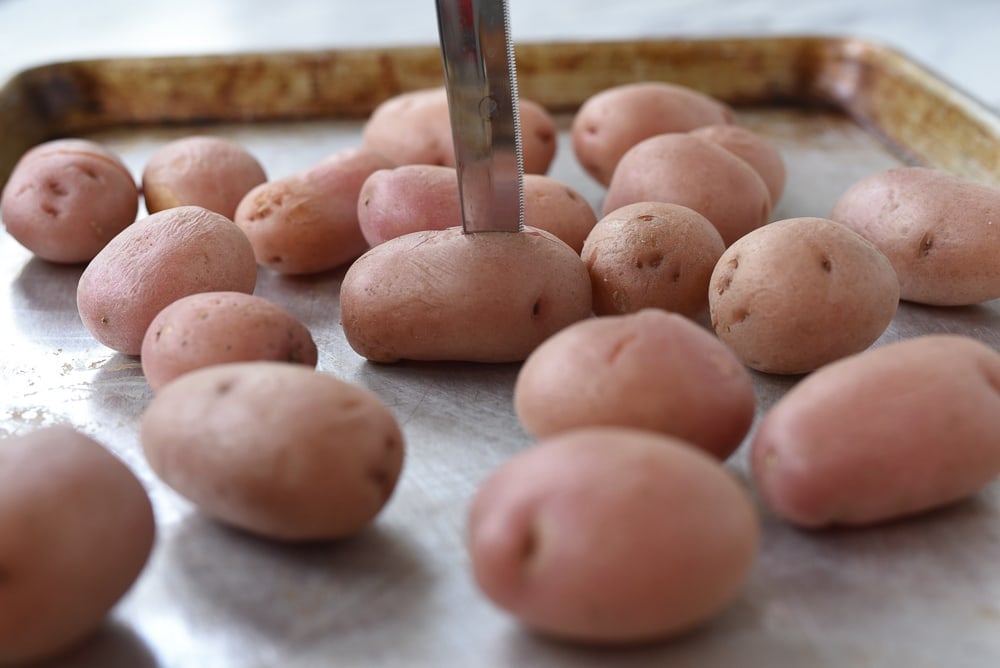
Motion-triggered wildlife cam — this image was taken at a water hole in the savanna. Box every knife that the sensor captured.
[435,0,525,233]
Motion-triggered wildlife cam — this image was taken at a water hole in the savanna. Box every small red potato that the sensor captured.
[603,133,771,246]
[571,81,734,186]
[514,309,755,459]
[0,138,139,263]
[0,426,155,665]
[690,124,786,206]
[358,164,597,252]
[341,226,592,363]
[141,291,318,392]
[751,335,1000,528]
[582,202,725,317]
[142,135,267,220]
[235,147,393,274]
[361,87,557,174]
[830,166,1000,305]
[709,217,899,375]
[141,362,404,541]
[469,427,759,644]
[76,205,257,356]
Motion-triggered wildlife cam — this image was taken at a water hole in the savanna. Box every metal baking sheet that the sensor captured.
[2,37,1000,667]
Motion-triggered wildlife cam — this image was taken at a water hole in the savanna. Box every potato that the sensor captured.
[0,138,139,263]
[0,425,154,664]
[361,87,557,174]
[468,426,759,644]
[571,81,734,186]
[582,202,725,317]
[709,217,899,374]
[77,205,257,356]
[358,164,597,252]
[514,309,755,459]
[690,124,786,206]
[340,227,592,363]
[751,335,1000,528]
[142,135,267,220]
[234,147,393,274]
[141,362,404,541]
[830,166,1000,305]
[140,291,318,392]
[603,133,771,246]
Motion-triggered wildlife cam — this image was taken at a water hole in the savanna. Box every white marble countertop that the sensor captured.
[1,0,997,110]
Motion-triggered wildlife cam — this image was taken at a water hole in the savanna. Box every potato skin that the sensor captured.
[142,135,267,220]
[571,81,734,186]
[358,164,596,252]
[514,309,755,459]
[830,166,1000,305]
[603,133,771,246]
[141,362,404,541]
[76,205,257,356]
[751,335,1000,528]
[361,87,557,174]
[709,217,899,375]
[690,124,786,206]
[582,202,725,317]
[340,226,592,363]
[468,427,759,644]
[141,291,318,391]
[235,147,393,275]
[0,138,139,263]
[0,426,154,664]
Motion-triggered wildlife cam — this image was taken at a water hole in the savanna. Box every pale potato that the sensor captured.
[234,147,393,274]
[340,226,592,363]
[358,164,597,252]
[830,166,1000,305]
[0,426,154,664]
[76,205,257,355]
[141,362,404,541]
[582,201,725,317]
[709,217,899,374]
[0,138,139,263]
[751,335,1000,528]
[469,426,759,644]
[690,124,786,206]
[603,133,771,245]
[361,87,557,174]
[142,135,267,220]
[571,81,734,186]
[514,309,755,459]
[141,291,318,391]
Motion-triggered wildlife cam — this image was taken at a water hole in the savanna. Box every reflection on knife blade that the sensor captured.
[435,0,525,234]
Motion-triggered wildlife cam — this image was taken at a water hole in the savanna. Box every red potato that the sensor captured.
[0,138,139,263]
[361,87,557,175]
[142,135,267,220]
[690,124,786,206]
[582,201,725,317]
[76,205,258,356]
[751,335,1000,528]
[141,362,404,541]
[140,291,318,392]
[603,133,771,246]
[358,164,597,252]
[235,147,393,274]
[571,81,735,186]
[830,166,1000,306]
[0,426,155,664]
[513,309,755,459]
[469,427,759,644]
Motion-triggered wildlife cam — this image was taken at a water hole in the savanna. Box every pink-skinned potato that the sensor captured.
[77,205,257,356]
[358,164,597,252]
[690,124,786,206]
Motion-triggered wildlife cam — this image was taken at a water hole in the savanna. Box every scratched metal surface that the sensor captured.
[3,106,1000,667]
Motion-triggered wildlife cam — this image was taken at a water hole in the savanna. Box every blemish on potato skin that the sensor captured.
[606,332,639,364]
[918,232,934,258]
